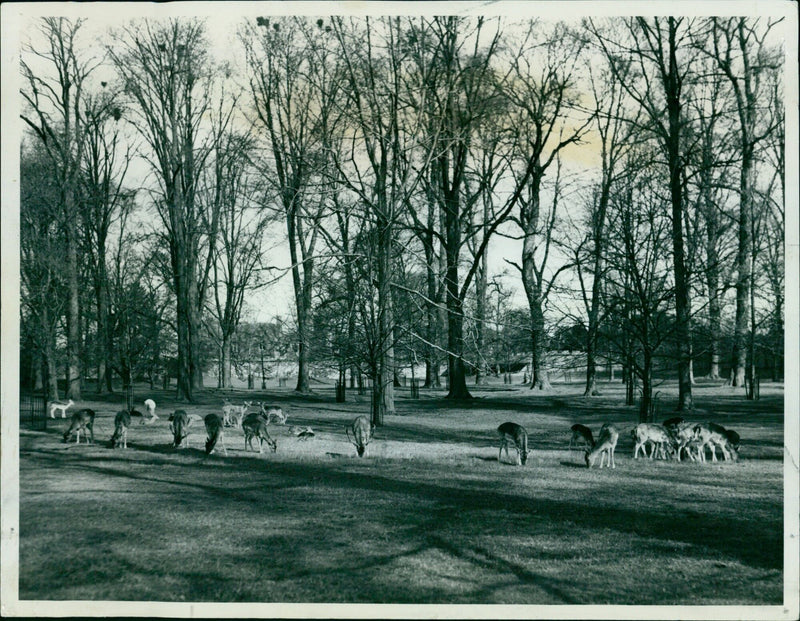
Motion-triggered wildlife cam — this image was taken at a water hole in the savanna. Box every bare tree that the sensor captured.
[80,86,132,393]
[242,17,340,394]
[589,17,697,411]
[707,17,783,388]
[21,17,101,400]
[108,18,220,401]
[204,129,270,389]
[504,20,591,390]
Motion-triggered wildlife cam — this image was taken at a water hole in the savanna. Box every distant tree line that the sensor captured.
[20,15,784,423]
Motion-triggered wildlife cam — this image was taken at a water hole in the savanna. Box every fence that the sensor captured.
[20,392,47,431]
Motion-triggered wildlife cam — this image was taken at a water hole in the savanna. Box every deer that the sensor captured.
[222,401,252,428]
[346,415,373,457]
[49,399,74,419]
[693,423,735,462]
[260,403,288,425]
[725,429,741,453]
[168,410,193,449]
[289,425,315,440]
[585,424,619,468]
[569,424,595,450]
[143,399,158,424]
[631,423,676,460]
[242,413,277,454]
[497,422,529,466]
[109,410,131,449]
[63,409,95,444]
[662,416,685,430]
[204,413,227,455]
[668,421,699,461]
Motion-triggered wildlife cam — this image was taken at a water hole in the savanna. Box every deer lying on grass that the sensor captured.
[569,424,595,450]
[585,424,619,468]
[693,423,736,462]
[242,413,277,454]
[169,410,193,449]
[347,416,373,458]
[204,413,227,455]
[109,410,131,449]
[289,425,315,440]
[497,422,529,466]
[260,403,288,425]
[63,409,95,444]
[143,399,158,424]
[632,423,675,460]
[222,401,252,428]
[49,399,74,419]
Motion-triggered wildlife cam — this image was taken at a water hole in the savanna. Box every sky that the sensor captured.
[5,1,796,327]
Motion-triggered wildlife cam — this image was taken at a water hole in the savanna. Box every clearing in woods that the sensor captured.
[18,380,783,605]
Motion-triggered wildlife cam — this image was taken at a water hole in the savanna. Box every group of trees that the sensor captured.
[20,15,784,424]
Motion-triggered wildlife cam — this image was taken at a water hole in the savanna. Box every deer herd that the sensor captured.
[53,396,741,469]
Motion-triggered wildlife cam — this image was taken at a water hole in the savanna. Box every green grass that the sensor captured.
[18,380,784,604]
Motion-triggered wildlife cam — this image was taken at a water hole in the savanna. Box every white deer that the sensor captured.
[222,401,252,428]
[631,423,675,460]
[49,399,74,419]
[260,403,288,425]
[143,399,158,424]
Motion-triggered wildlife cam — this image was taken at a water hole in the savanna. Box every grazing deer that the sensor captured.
[569,424,595,450]
[204,413,227,455]
[662,416,685,429]
[49,399,74,419]
[669,422,698,461]
[63,409,95,444]
[681,439,706,462]
[632,423,675,460]
[346,416,373,458]
[497,422,529,466]
[725,429,741,453]
[109,410,131,449]
[169,410,192,449]
[260,403,288,425]
[143,399,158,424]
[222,401,252,428]
[242,413,277,454]
[693,423,734,462]
[585,424,619,468]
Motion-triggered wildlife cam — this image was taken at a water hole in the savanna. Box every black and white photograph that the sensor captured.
[1,1,798,618]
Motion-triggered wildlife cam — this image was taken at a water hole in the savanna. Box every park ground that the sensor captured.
[16,378,785,605]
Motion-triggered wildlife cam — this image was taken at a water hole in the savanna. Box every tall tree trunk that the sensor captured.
[475,201,489,385]
[65,193,82,400]
[377,214,395,418]
[733,151,753,387]
[584,182,610,396]
[444,194,472,399]
[521,171,552,391]
[221,335,232,388]
[639,350,653,423]
[665,19,692,411]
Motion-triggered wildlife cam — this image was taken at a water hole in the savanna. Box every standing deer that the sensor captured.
[63,409,95,444]
[242,413,277,453]
[222,401,252,428]
[497,422,529,466]
[631,423,676,460]
[693,423,734,462]
[204,413,227,455]
[260,403,288,425]
[585,424,619,468]
[169,410,192,449]
[49,399,74,419]
[109,410,131,449]
[346,416,373,457]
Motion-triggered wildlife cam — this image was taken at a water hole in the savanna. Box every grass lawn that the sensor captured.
[17,379,784,604]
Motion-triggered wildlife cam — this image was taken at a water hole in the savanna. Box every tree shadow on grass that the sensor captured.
[20,441,782,574]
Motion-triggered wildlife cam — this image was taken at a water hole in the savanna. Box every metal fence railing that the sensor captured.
[20,392,48,431]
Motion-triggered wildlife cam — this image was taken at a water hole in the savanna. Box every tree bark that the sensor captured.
[665,18,692,411]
